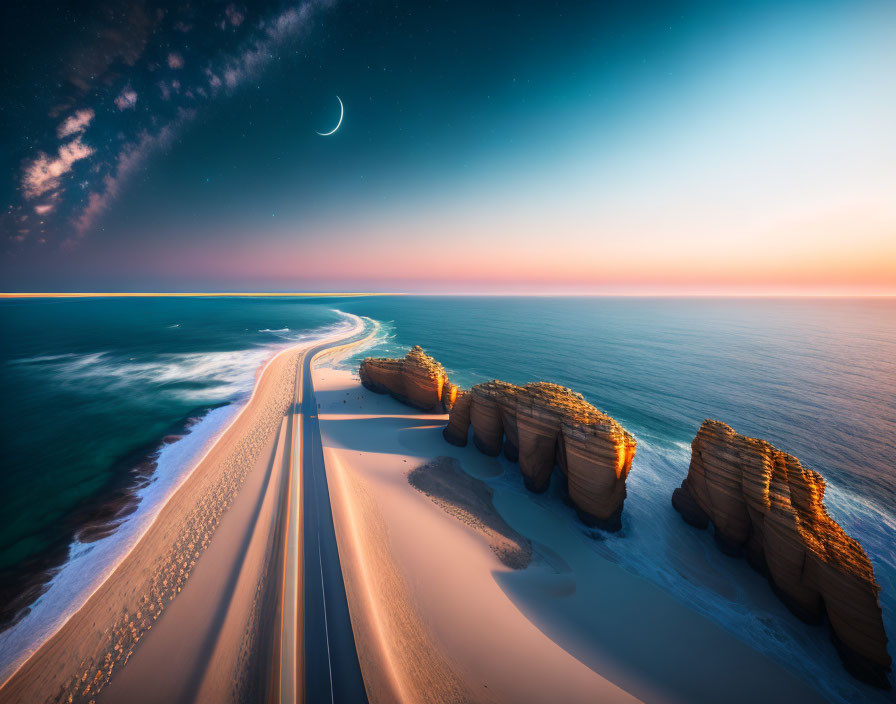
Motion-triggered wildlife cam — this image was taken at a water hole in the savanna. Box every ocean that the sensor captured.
[0,295,893,702]
[0,297,357,678]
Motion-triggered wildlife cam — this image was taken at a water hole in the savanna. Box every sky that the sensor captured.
[1,0,894,294]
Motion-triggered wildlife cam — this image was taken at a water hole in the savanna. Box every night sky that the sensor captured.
[2,0,894,293]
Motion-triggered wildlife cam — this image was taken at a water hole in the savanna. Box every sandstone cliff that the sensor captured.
[359,346,458,412]
[444,379,636,531]
[673,419,891,688]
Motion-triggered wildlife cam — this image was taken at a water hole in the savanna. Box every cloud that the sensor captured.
[224,68,241,89]
[57,108,95,138]
[73,110,195,237]
[114,86,138,110]
[225,5,245,27]
[205,68,223,90]
[22,1,335,244]
[215,3,316,92]
[267,5,313,41]
[22,136,95,199]
[55,3,155,104]
[157,79,182,100]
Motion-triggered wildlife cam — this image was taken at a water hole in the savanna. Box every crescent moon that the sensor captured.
[316,96,344,136]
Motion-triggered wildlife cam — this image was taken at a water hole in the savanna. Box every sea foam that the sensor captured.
[0,311,363,685]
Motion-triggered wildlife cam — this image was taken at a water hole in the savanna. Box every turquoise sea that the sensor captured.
[1,296,894,701]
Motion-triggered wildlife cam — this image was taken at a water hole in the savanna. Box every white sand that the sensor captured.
[313,366,830,704]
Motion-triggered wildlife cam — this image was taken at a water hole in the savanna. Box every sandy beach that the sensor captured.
[0,326,861,704]
[312,364,833,704]
[0,322,362,704]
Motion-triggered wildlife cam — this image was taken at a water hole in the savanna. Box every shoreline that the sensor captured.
[0,315,361,685]
[0,401,238,679]
[0,402,226,631]
[312,366,835,703]
[1,306,887,702]
[0,316,365,702]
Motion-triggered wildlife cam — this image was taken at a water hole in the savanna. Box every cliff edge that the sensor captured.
[359,345,458,412]
[673,419,891,688]
[444,379,636,531]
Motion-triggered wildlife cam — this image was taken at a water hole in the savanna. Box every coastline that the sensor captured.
[312,365,833,703]
[0,317,365,703]
[0,303,888,703]
[0,401,239,680]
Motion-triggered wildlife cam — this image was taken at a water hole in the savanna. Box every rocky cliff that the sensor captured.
[444,380,636,531]
[672,419,891,688]
[359,346,458,412]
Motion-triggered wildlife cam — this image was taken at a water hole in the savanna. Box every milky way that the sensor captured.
[3,0,335,248]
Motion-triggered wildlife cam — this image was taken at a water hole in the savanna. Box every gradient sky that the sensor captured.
[2,0,894,293]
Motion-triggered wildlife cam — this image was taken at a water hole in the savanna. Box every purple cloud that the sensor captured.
[114,86,138,110]
[56,109,95,139]
[215,3,318,93]
[225,5,245,27]
[22,136,95,199]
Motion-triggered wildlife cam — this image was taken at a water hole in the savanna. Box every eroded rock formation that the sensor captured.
[443,390,472,445]
[673,419,891,688]
[444,380,636,531]
[359,345,458,412]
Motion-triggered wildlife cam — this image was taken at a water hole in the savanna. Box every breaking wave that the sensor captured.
[0,310,362,684]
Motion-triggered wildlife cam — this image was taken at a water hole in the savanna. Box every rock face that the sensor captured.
[443,380,636,531]
[359,346,458,412]
[673,419,891,688]
[442,390,472,446]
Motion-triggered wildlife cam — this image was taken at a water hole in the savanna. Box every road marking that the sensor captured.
[280,357,303,704]
[317,532,335,704]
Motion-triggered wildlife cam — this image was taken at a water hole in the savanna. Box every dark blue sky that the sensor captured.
[2,0,894,292]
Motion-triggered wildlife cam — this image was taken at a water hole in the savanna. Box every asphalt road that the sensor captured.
[299,339,369,704]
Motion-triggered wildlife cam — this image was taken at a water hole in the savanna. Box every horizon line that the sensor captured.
[2,292,895,299]
[0,292,405,298]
